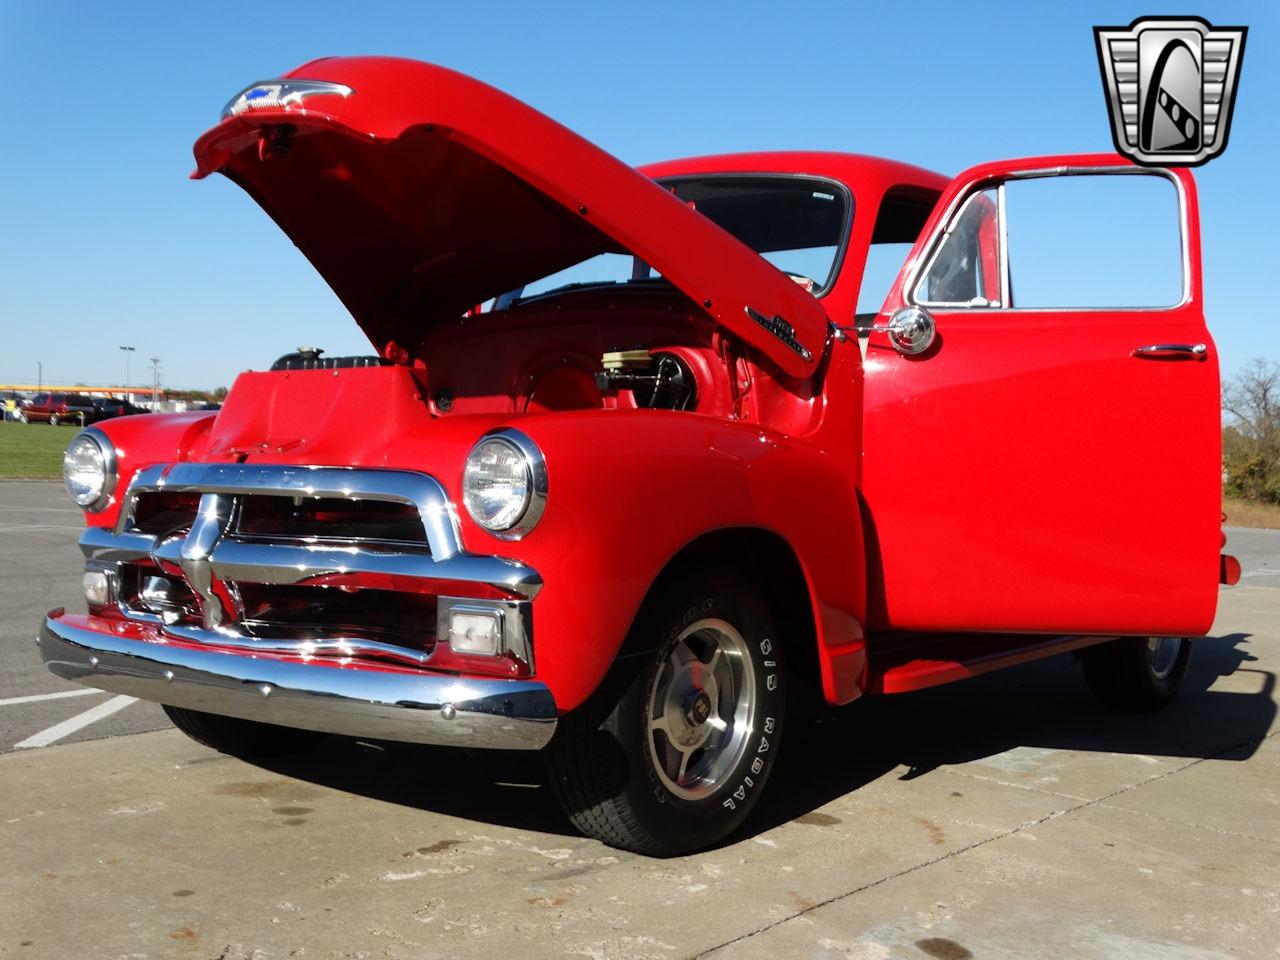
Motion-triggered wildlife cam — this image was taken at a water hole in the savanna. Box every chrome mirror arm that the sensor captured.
[833,306,937,356]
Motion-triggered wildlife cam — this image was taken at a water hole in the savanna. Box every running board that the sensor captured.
[867,632,1116,695]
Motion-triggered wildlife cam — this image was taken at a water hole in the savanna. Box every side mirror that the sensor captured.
[868,306,936,356]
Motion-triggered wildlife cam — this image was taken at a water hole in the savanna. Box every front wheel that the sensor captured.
[546,577,786,856]
[163,705,330,758]
[48,414,59,426]
[1080,636,1192,712]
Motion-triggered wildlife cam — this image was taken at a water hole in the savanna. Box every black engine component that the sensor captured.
[270,347,391,372]
[595,351,696,411]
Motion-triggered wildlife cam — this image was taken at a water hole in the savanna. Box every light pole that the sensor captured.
[119,345,136,398]
[37,361,42,391]
[149,356,162,410]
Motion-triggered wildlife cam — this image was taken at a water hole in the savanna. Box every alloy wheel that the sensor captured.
[646,618,758,801]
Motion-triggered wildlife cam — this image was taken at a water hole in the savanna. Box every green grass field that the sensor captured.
[4,418,1280,530]
[0,421,73,479]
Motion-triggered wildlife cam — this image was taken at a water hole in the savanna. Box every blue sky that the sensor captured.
[0,0,1274,391]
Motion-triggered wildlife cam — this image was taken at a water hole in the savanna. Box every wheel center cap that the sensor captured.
[684,689,712,727]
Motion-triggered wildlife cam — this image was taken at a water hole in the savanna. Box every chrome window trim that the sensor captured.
[996,182,1011,310]
[904,165,1191,314]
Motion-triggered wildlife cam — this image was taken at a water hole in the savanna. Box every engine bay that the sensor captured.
[256,287,823,435]
[403,290,742,419]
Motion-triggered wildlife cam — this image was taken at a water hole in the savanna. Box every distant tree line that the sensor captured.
[1223,359,1280,504]
[163,386,229,403]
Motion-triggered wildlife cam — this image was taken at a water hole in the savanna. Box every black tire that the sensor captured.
[1079,636,1192,712]
[546,575,786,856]
[49,414,59,427]
[163,705,330,758]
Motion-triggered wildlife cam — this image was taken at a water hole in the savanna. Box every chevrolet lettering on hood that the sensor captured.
[39,56,1230,858]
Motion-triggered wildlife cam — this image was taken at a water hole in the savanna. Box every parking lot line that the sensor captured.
[0,506,83,514]
[0,689,103,707]
[0,523,85,533]
[14,695,137,749]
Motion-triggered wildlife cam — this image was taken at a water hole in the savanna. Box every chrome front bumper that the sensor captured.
[37,615,558,750]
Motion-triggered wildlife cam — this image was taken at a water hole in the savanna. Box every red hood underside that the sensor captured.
[192,57,827,377]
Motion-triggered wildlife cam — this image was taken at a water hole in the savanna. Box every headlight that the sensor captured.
[462,429,547,539]
[63,428,116,511]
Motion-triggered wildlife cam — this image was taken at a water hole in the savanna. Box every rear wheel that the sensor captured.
[546,576,786,856]
[163,705,330,758]
[1080,636,1192,712]
[48,414,59,426]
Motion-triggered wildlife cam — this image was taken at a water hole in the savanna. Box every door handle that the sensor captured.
[1133,343,1207,359]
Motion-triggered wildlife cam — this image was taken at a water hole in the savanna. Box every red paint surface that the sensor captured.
[861,156,1221,639]
[192,58,829,378]
[65,61,1225,714]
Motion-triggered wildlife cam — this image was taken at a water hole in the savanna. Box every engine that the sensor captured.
[595,350,697,411]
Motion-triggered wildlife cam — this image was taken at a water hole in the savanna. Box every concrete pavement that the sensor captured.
[0,482,168,752]
[1,482,1278,957]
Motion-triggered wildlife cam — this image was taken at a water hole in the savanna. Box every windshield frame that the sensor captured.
[654,172,855,300]
[496,172,856,310]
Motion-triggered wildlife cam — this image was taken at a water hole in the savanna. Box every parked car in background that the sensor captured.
[89,397,149,421]
[38,58,1235,856]
[18,392,97,426]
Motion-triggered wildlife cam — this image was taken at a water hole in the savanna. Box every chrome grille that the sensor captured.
[80,463,542,667]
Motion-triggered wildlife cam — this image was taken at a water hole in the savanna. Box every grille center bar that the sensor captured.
[181,493,236,629]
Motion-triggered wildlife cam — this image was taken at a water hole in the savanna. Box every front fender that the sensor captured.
[471,411,867,711]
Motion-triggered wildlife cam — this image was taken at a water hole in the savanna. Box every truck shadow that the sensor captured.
[252,631,1274,846]
[742,630,1273,839]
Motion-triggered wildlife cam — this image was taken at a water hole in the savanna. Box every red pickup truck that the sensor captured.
[39,58,1233,855]
[19,392,96,426]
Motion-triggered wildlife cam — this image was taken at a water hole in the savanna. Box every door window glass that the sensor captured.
[915,188,1001,307]
[1002,174,1182,308]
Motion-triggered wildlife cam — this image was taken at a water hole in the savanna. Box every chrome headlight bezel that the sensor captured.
[63,427,117,512]
[462,429,547,540]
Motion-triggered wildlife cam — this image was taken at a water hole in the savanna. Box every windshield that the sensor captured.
[493,175,850,308]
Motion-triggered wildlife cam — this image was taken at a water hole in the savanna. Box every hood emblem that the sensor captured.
[745,306,813,362]
[221,79,354,120]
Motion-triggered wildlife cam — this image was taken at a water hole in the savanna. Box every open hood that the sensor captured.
[192,57,827,377]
